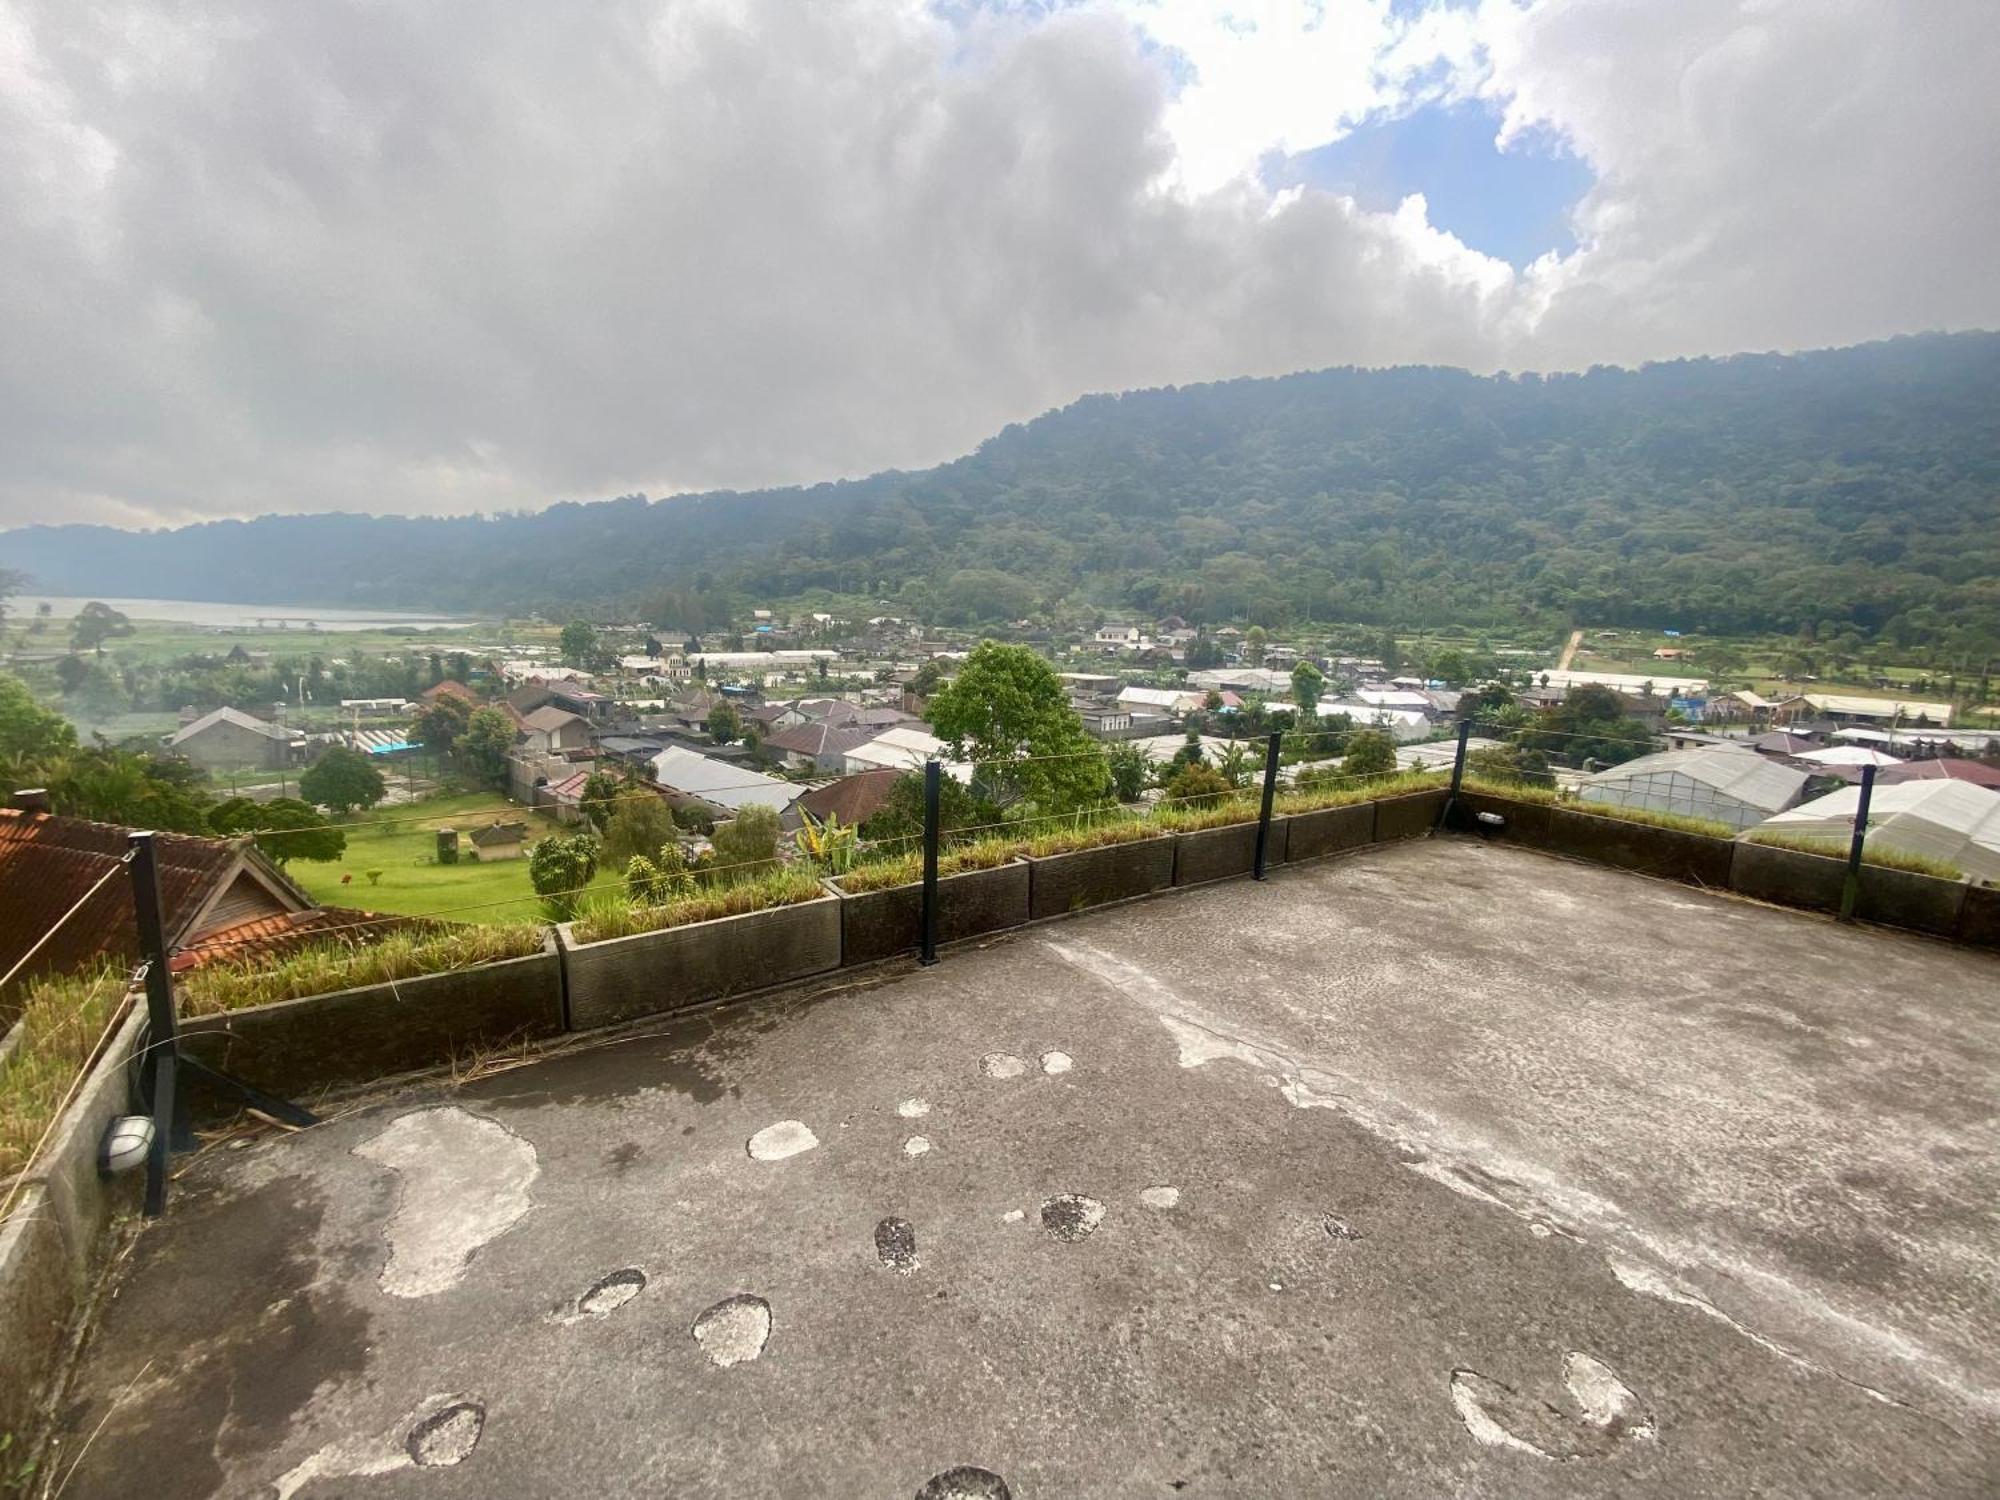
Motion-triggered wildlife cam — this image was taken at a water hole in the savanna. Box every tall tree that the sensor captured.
[1290,660,1326,716]
[457,706,518,790]
[69,601,133,656]
[559,619,599,667]
[299,744,388,815]
[208,796,347,864]
[924,641,1108,813]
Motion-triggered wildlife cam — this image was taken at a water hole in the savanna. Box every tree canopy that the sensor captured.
[924,641,1108,813]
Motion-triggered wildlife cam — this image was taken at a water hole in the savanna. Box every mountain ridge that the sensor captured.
[7,332,1998,653]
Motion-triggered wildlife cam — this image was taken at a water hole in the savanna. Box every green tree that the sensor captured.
[1163,761,1230,809]
[1244,625,1268,666]
[530,832,600,921]
[601,788,678,866]
[560,619,599,668]
[456,706,518,790]
[412,695,471,756]
[1466,744,1555,788]
[208,796,347,864]
[0,671,78,793]
[708,805,780,884]
[1340,729,1399,781]
[924,641,1108,813]
[858,771,994,847]
[579,768,630,833]
[1290,660,1326,716]
[299,744,387,815]
[1106,743,1148,802]
[1429,649,1471,687]
[69,601,133,656]
[1523,684,1654,766]
[707,700,741,745]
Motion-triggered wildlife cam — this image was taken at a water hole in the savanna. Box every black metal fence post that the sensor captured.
[919,760,941,965]
[1438,719,1472,830]
[1253,731,1282,880]
[129,831,317,1218]
[128,833,185,1216]
[1838,763,1877,922]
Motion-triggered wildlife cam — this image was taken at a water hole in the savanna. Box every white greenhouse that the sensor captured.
[1752,779,2000,883]
[1578,745,1810,831]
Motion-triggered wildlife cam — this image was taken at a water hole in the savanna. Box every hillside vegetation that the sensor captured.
[7,333,1997,657]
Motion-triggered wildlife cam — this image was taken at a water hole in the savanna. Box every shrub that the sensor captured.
[529,832,601,921]
[1163,762,1231,809]
[0,967,127,1181]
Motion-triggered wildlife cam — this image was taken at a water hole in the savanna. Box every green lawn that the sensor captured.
[288,791,616,924]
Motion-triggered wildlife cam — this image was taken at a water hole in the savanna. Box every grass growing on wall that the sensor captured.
[1277,770,1443,816]
[568,869,828,943]
[175,923,549,1016]
[836,839,1023,893]
[0,968,128,1183]
[1742,831,1964,880]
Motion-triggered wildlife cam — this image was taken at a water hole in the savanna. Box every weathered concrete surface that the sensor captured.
[1171,818,1282,887]
[832,862,1031,966]
[42,840,2000,1498]
[1373,787,1447,840]
[562,896,841,1031]
[1025,836,1175,919]
[1731,839,1848,913]
[179,945,564,1115]
[1959,883,2000,951]
[1281,800,1374,862]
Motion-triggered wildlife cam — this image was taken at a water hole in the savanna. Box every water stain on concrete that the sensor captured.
[747,1120,819,1161]
[1449,1352,1653,1458]
[876,1217,920,1273]
[1040,1193,1106,1243]
[407,1399,486,1466]
[353,1106,539,1299]
[556,1267,648,1324]
[980,1052,1028,1079]
[916,1465,1012,1499]
[693,1294,772,1367]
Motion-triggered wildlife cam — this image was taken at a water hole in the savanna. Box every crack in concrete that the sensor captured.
[1041,934,1982,1425]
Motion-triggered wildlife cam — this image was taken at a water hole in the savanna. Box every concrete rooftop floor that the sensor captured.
[45,839,2000,1498]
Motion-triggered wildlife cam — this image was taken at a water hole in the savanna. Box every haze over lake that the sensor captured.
[15,596,475,633]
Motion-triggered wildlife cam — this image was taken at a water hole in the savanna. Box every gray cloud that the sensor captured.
[0,0,1993,528]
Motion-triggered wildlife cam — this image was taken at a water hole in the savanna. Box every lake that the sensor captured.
[13,595,479,633]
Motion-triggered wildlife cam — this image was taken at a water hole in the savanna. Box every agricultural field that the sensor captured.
[287,791,618,924]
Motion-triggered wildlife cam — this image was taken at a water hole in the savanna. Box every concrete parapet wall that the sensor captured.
[0,1004,145,1448]
[1374,789,1448,841]
[1282,803,1375,863]
[179,940,565,1112]
[1026,837,1177,920]
[830,862,1032,966]
[1172,819,1284,887]
[561,896,841,1031]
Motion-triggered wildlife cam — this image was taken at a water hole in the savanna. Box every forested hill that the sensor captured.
[7,332,1998,651]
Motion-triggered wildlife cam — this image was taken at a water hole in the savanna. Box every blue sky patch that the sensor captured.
[1267,99,1594,266]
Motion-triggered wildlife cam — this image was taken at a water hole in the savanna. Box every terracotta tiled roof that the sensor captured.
[422,680,481,705]
[794,770,901,828]
[168,907,435,971]
[0,808,299,999]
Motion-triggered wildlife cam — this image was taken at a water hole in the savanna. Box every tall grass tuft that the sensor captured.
[175,923,548,1016]
[569,868,827,943]
[1,967,128,1183]
[1743,830,1964,880]
[835,839,1024,893]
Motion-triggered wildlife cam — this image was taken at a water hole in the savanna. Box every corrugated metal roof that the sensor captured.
[1583,745,1809,818]
[649,746,798,813]
[1756,780,2000,882]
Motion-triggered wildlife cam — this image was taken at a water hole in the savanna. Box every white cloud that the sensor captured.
[0,0,1993,528]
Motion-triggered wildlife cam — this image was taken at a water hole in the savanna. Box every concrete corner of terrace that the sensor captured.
[28,837,2000,1497]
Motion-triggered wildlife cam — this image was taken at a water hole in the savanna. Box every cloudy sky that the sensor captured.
[3,0,1995,529]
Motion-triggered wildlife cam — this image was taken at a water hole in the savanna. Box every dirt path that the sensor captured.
[1556,627,1584,671]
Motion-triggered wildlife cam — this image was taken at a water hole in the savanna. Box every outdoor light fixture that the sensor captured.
[1476,811,1506,827]
[97,1115,156,1178]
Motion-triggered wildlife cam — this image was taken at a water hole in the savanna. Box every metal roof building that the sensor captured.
[1579,745,1809,831]
[1754,780,2000,883]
